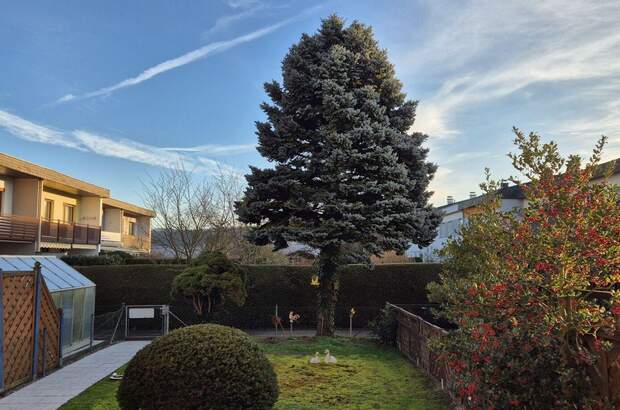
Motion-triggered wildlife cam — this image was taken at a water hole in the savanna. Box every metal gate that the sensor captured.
[124,305,170,340]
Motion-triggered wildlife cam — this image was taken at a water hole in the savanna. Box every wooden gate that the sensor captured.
[0,263,61,392]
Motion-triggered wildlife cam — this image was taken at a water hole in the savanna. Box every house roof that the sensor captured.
[102,197,156,217]
[592,158,620,180]
[0,152,110,197]
[437,183,526,213]
[0,255,95,292]
[439,157,620,213]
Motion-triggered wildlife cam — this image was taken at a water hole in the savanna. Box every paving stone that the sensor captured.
[0,341,149,410]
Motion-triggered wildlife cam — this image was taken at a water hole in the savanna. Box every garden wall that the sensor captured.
[77,263,441,329]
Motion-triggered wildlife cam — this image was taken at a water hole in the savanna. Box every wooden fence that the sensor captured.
[388,303,453,391]
[0,263,61,392]
[389,303,620,407]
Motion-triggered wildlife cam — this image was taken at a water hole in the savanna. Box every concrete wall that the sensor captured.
[41,189,78,222]
[13,178,42,218]
[122,214,137,235]
[78,196,102,226]
[499,198,526,212]
[600,173,620,189]
[0,176,14,214]
[40,190,103,227]
[102,208,122,232]
[136,215,151,239]
[408,210,464,261]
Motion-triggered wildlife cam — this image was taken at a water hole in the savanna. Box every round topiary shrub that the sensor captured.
[117,324,278,410]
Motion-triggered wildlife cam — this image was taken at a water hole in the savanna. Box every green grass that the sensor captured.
[60,337,451,410]
[60,365,127,410]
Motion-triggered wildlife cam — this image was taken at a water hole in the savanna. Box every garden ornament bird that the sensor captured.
[309,352,321,364]
[324,349,337,364]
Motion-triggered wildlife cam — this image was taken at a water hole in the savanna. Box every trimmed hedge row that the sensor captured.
[61,255,185,266]
[78,263,442,329]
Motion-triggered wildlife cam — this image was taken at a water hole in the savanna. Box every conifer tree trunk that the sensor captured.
[316,247,339,336]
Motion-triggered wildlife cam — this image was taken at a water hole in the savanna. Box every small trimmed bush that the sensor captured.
[369,303,397,345]
[117,324,278,410]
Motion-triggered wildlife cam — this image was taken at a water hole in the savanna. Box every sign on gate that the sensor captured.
[128,308,155,319]
[124,305,170,339]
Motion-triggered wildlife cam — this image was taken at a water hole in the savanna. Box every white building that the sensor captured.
[409,158,620,261]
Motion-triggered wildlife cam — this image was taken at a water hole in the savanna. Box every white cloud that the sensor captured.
[404,0,620,140]
[0,109,246,176]
[226,0,260,9]
[72,130,186,169]
[397,0,620,204]
[203,6,263,39]
[0,110,83,150]
[162,143,256,156]
[55,7,319,104]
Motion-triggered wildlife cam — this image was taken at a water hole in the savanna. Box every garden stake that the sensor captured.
[275,304,278,337]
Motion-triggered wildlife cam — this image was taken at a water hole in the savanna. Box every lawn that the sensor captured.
[60,337,451,410]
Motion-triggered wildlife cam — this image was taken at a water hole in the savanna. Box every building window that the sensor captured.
[128,221,136,236]
[44,199,54,221]
[63,204,75,223]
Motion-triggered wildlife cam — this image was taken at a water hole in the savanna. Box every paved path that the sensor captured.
[0,341,149,410]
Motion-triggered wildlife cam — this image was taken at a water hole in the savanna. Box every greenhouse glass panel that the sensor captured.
[72,288,85,344]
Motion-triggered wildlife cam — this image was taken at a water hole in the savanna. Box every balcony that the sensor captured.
[121,234,150,252]
[101,230,122,244]
[0,214,39,243]
[40,220,101,245]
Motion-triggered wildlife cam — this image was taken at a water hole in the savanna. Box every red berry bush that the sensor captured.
[429,129,620,408]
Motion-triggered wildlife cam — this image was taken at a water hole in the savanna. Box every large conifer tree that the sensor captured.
[236,15,440,336]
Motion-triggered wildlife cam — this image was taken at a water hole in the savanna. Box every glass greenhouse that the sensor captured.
[0,255,95,356]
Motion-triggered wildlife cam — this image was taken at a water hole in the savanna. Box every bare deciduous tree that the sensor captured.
[143,164,291,264]
[142,164,215,262]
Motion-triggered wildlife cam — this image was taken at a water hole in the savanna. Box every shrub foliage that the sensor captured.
[171,252,247,318]
[369,303,398,345]
[429,130,620,408]
[79,263,441,328]
[117,324,278,410]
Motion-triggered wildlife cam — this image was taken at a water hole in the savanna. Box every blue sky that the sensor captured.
[1,0,619,207]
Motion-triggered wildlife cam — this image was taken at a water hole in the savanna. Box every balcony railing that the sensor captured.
[101,230,122,243]
[40,219,101,245]
[0,214,39,243]
[122,234,150,251]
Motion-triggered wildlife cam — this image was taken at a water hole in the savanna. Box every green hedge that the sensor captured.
[118,324,278,409]
[78,263,441,329]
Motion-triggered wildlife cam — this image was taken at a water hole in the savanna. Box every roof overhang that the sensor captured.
[103,197,156,217]
[0,152,109,197]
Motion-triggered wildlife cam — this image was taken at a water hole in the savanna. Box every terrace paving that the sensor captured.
[0,341,149,410]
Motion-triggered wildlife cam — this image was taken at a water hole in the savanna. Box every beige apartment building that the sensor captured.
[0,152,154,255]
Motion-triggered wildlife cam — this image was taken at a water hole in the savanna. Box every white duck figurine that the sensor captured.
[309,352,321,364]
[324,349,337,364]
